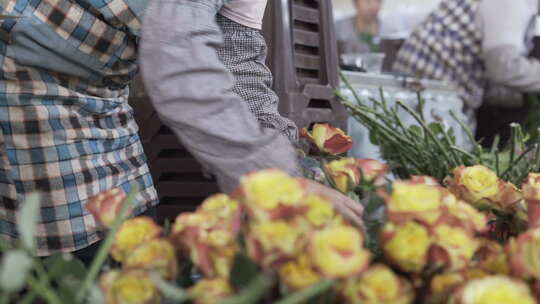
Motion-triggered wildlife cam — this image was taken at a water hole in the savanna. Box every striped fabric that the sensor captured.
[0,0,157,255]
[393,0,486,109]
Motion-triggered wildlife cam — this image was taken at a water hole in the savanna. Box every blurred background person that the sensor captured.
[336,0,384,56]
[393,0,540,146]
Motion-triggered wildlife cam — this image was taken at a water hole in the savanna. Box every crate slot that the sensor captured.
[293,0,319,9]
[308,99,332,109]
[293,19,319,32]
[294,44,320,56]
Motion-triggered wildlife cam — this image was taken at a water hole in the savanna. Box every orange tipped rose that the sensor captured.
[101,270,160,304]
[301,123,352,155]
[86,188,129,228]
[188,278,234,304]
[110,217,162,262]
[124,239,178,280]
[522,173,540,228]
[309,225,370,278]
[444,165,521,211]
[341,264,414,304]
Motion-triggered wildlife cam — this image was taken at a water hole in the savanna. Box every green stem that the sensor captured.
[274,280,335,304]
[75,185,139,302]
[26,276,62,304]
[0,292,10,304]
[501,145,536,180]
[219,274,274,304]
[397,101,455,169]
[450,110,482,163]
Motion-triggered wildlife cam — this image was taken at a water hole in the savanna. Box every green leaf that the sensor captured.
[44,253,87,281]
[220,273,274,304]
[16,193,41,253]
[150,272,190,302]
[428,122,445,138]
[0,250,33,292]
[229,253,261,290]
[408,125,422,137]
[274,279,335,304]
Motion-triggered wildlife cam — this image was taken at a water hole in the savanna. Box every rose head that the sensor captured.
[309,225,370,278]
[474,240,509,275]
[445,166,521,211]
[278,254,321,291]
[246,220,305,269]
[341,264,414,304]
[124,239,178,280]
[111,217,162,262]
[523,173,540,228]
[449,275,535,304]
[382,221,431,273]
[301,123,353,155]
[86,187,129,228]
[385,180,443,224]
[237,169,304,221]
[326,158,388,193]
[101,270,160,304]
[188,278,234,304]
[507,227,540,280]
[431,224,479,271]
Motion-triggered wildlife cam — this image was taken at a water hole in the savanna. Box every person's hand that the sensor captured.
[298,178,365,228]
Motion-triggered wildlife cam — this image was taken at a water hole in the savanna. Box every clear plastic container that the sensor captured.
[362,52,386,73]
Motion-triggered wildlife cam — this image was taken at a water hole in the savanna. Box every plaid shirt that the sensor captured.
[393,0,486,109]
[0,0,157,255]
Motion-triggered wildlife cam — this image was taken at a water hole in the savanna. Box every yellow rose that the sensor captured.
[450,275,535,304]
[278,254,321,291]
[301,194,337,228]
[474,241,509,275]
[198,194,241,224]
[507,227,540,279]
[325,158,360,193]
[111,217,162,262]
[383,221,431,273]
[442,196,488,233]
[445,166,504,209]
[309,225,370,278]
[246,221,304,268]
[301,123,353,155]
[523,173,540,200]
[188,278,234,304]
[238,169,304,221]
[431,272,465,295]
[342,264,414,304]
[356,159,389,186]
[86,187,129,228]
[101,270,160,304]
[325,158,388,193]
[523,173,540,228]
[124,239,177,280]
[430,269,490,301]
[462,166,499,199]
[386,181,442,224]
[432,225,479,271]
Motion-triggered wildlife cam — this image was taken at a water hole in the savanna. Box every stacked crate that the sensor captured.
[129,76,219,222]
[263,0,347,129]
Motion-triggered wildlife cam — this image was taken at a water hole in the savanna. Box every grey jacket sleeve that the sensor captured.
[139,0,300,193]
[483,46,540,92]
[480,0,540,92]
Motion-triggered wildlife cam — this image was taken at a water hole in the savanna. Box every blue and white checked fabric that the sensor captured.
[393,0,486,110]
[0,0,157,255]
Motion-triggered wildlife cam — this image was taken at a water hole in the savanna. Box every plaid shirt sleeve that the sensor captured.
[0,0,157,256]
